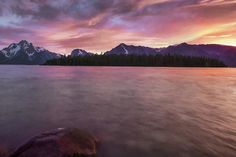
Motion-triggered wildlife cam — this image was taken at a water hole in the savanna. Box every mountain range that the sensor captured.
[0,40,236,66]
[0,40,61,65]
[157,43,236,67]
[104,43,236,66]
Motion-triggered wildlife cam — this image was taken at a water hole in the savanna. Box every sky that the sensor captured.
[0,0,236,54]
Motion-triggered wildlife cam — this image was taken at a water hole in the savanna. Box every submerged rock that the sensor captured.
[9,128,99,157]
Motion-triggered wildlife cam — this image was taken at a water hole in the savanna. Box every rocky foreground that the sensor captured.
[1,128,99,157]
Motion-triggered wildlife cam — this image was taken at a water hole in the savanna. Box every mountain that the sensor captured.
[2,41,236,66]
[104,43,236,66]
[0,40,61,65]
[71,49,93,57]
[104,43,158,55]
[158,43,236,67]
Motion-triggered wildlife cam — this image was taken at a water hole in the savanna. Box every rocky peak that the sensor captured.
[71,49,92,57]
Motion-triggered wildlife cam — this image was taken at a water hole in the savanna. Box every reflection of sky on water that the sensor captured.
[0,66,235,157]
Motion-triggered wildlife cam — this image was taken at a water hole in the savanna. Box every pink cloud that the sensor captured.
[0,0,235,54]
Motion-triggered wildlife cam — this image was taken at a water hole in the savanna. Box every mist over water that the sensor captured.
[0,66,235,157]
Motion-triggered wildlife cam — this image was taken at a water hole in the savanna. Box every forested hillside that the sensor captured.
[44,54,226,67]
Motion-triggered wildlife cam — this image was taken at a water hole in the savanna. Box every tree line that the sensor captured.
[44,54,226,67]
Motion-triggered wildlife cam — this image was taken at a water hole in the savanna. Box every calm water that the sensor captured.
[0,65,235,157]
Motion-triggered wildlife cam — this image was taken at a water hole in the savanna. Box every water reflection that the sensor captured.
[0,66,235,157]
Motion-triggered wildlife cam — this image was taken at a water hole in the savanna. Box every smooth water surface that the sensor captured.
[0,66,235,157]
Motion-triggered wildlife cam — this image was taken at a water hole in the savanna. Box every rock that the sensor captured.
[9,128,99,157]
[0,145,8,157]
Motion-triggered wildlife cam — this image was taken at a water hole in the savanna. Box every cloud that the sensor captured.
[0,0,236,53]
[11,3,61,20]
[1,0,138,21]
[130,0,199,17]
[56,28,165,53]
[0,26,32,38]
[192,23,236,46]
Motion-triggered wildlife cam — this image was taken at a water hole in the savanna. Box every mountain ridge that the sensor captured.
[0,40,61,65]
[71,49,93,57]
[103,43,236,66]
[104,43,158,56]
[1,41,236,66]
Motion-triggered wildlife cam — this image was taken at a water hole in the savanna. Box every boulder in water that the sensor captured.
[0,145,8,157]
[9,128,99,157]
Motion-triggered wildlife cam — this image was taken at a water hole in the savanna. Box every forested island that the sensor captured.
[44,54,226,67]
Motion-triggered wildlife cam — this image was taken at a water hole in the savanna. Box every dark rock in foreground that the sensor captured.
[9,128,99,157]
[0,145,7,157]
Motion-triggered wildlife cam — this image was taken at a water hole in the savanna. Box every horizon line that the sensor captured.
[0,40,236,55]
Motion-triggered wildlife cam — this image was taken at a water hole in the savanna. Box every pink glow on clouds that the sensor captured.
[0,0,236,54]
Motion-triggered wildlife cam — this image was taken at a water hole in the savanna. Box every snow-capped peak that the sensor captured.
[0,40,49,58]
[71,49,92,57]
[1,50,9,57]
[0,40,61,64]
[74,49,85,55]
[19,40,31,45]
[35,47,46,53]
[121,44,129,55]
[9,43,17,49]
[3,44,21,58]
[18,40,31,48]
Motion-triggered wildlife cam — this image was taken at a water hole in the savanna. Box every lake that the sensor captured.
[0,65,235,157]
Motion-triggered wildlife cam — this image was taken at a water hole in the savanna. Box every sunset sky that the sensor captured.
[0,0,236,54]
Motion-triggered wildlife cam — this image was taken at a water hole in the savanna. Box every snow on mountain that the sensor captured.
[35,47,46,52]
[0,40,61,65]
[104,43,236,66]
[71,49,93,57]
[1,40,236,66]
[121,44,129,55]
[104,43,157,55]
[2,44,21,58]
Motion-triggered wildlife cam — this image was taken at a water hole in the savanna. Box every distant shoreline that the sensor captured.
[0,64,230,68]
[42,65,229,68]
[43,55,227,67]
